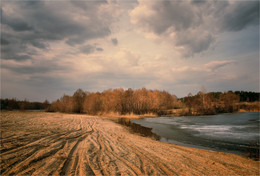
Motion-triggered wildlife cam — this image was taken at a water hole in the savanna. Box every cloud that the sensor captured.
[96,48,104,52]
[1,0,118,61]
[3,64,53,74]
[175,28,215,57]
[130,0,259,57]
[1,0,258,101]
[79,45,104,54]
[72,48,141,77]
[2,17,33,31]
[221,1,259,31]
[130,1,200,34]
[205,60,235,71]
[112,49,140,68]
[79,45,96,54]
[1,59,64,75]
[111,38,118,46]
[0,0,121,101]
[169,59,238,88]
[1,37,9,45]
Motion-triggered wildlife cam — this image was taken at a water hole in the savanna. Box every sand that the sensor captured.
[0,111,259,175]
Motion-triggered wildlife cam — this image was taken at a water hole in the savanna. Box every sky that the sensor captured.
[1,0,259,102]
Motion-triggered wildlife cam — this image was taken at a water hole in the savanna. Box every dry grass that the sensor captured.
[99,111,157,119]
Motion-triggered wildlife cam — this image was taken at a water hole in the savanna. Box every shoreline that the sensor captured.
[97,109,260,119]
[156,109,260,117]
[1,111,259,175]
[114,115,259,161]
[1,108,259,118]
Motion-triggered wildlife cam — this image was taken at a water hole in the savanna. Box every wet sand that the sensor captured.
[1,111,259,175]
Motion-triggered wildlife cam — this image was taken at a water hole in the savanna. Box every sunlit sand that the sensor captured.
[1,111,258,175]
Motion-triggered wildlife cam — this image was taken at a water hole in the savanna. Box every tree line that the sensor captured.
[47,88,259,116]
[1,89,259,116]
[182,90,259,115]
[47,88,182,115]
[1,98,50,111]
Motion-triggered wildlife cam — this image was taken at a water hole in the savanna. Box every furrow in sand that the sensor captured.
[2,140,66,175]
[83,129,123,176]
[1,148,37,175]
[73,140,88,176]
[96,129,144,175]
[98,138,121,175]
[0,133,67,157]
[113,143,157,175]
[94,130,109,176]
[96,122,168,175]
[96,133,139,174]
[32,141,71,176]
[126,143,177,175]
[17,143,66,175]
[83,134,105,175]
[59,130,93,176]
[1,112,259,176]
[101,134,147,174]
[72,133,94,176]
[84,160,96,176]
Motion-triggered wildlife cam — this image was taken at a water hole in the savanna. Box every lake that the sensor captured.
[132,112,259,159]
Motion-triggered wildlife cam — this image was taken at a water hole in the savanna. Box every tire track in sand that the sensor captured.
[95,128,144,175]
[1,112,259,176]
[59,129,94,176]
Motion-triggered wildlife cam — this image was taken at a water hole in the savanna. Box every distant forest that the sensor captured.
[181,90,259,115]
[1,89,259,116]
[0,99,50,111]
[47,89,260,115]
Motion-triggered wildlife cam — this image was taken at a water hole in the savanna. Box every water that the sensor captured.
[132,112,259,159]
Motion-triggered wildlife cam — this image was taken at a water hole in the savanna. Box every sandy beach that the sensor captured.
[0,111,259,175]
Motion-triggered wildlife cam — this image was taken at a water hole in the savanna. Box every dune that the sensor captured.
[0,111,259,175]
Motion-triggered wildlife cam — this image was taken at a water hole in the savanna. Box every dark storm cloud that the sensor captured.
[1,32,38,61]
[96,48,104,52]
[131,0,259,57]
[1,35,33,61]
[1,38,9,45]
[80,45,96,54]
[2,54,32,61]
[221,1,259,31]
[1,59,63,75]
[79,45,104,54]
[4,65,52,74]
[191,0,206,5]
[111,38,118,46]
[30,40,48,49]
[1,0,114,61]
[175,30,215,57]
[131,1,200,34]
[1,0,120,101]
[2,17,33,31]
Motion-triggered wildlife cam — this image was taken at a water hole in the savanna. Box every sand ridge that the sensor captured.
[0,111,259,175]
